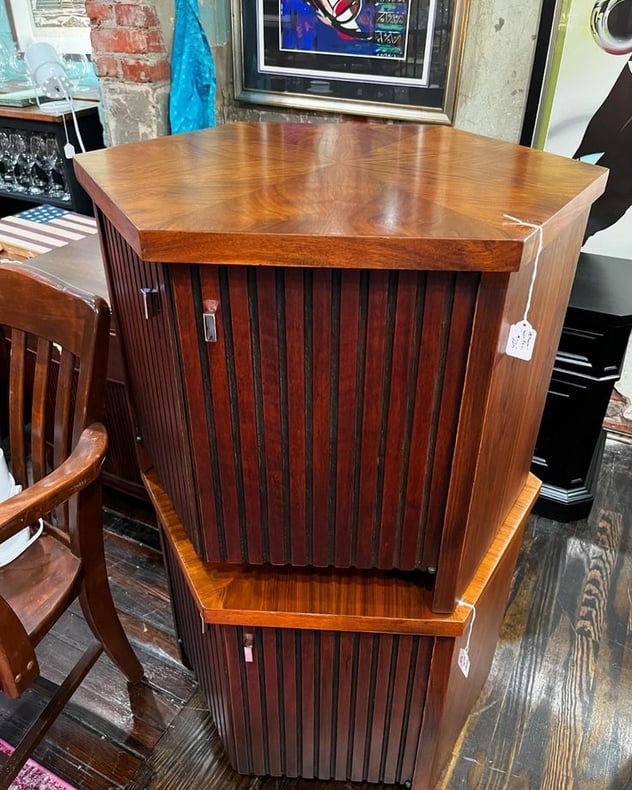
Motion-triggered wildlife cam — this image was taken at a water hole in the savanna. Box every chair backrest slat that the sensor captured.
[30,337,52,484]
[8,329,27,489]
[53,350,76,470]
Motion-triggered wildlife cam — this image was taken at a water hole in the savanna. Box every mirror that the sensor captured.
[0,1,96,92]
[5,0,91,54]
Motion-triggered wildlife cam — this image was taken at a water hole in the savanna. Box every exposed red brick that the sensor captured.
[92,54,122,79]
[121,57,170,83]
[115,4,160,28]
[84,0,115,26]
[145,30,167,53]
[91,27,165,55]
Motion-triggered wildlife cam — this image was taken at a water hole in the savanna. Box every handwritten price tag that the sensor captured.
[506,319,537,361]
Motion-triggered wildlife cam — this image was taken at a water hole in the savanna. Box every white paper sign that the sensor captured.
[457,648,470,678]
[506,319,537,361]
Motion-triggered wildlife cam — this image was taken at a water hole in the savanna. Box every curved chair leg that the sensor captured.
[79,578,144,684]
[71,486,144,684]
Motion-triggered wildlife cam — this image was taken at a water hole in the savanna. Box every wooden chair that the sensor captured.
[0,262,143,786]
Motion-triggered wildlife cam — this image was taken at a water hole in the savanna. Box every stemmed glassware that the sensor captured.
[32,136,64,197]
[0,132,27,193]
[0,131,69,200]
[61,53,90,93]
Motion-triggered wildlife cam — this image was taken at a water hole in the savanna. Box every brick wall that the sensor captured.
[84,1,171,146]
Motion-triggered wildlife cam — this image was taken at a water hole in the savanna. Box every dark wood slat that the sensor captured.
[300,630,317,778]
[256,268,286,565]
[378,273,419,568]
[311,270,334,568]
[260,628,283,776]
[334,271,362,569]
[333,631,355,780]
[196,266,244,563]
[356,271,390,567]
[280,629,300,777]
[227,269,264,563]
[284,269,308,567]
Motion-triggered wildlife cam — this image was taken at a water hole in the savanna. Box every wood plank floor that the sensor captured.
[0,436,630,789]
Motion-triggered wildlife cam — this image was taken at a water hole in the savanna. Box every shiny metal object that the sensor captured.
[591,0,632,55]
[202,299,219,343]
[140,287,159,320]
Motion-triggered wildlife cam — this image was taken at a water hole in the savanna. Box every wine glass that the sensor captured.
[19,133,44,194]
[33,137,63,196]
[1,133,27,192]
[61,53,90,94]
[8,50,31,86]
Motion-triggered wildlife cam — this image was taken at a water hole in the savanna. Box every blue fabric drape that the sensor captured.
[169,0,216,134]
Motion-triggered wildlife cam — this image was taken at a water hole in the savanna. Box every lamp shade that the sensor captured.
[24,42,71,98]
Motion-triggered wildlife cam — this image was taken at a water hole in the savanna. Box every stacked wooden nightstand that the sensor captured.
[74,123,605,788]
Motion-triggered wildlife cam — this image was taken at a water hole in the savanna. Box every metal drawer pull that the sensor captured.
[243,633,254,662]
[140,287,159,320]
[203,299,219,342]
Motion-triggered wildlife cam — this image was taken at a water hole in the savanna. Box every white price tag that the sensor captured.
[457,648,470,678]
[506,319,537,361]
[64,142,75,159]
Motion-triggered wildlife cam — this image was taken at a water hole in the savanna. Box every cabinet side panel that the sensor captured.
[194,265,478,568]
[441,210,589,610]
[97,215,203,552]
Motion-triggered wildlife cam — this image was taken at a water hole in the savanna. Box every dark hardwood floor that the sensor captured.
[0,436,630,789]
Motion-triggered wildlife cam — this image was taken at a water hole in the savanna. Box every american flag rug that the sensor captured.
[0,204,97,259]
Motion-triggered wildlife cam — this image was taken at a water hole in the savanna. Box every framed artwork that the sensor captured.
[231,0,470,123]
[7,0,91,54]
[521,0,632,259]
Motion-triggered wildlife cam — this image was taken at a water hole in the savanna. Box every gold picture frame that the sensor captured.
[232,0,470,123]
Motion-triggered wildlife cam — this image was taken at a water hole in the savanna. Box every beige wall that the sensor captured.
[454,0,541,142]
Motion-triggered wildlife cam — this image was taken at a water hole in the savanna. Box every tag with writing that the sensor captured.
[506,319,537,361]
[458,648,470,678]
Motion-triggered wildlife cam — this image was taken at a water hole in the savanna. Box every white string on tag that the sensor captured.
[503,214,544,361]
[456,599,477,678]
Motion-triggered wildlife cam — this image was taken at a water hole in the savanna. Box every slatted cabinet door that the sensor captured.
[208,625,433,784]
[171,263,480,571]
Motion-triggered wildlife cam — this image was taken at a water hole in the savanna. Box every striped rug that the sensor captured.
[0,204,97,259]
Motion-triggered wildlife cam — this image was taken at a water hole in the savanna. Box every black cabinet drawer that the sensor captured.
[532,370,615,489]
[556,310,630,379]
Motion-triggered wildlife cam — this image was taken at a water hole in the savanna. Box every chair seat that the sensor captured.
[0,532,81,643]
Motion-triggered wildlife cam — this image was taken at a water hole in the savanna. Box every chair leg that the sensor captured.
[79,578,144,683]
[71,486,144,684]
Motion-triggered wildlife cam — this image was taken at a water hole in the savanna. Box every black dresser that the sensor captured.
[532,252,632,521]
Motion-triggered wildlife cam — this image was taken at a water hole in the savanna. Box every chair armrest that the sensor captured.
[0,423,108,543]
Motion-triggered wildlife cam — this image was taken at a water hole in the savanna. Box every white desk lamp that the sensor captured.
[23,42,86,154]
[24,42,72,107]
